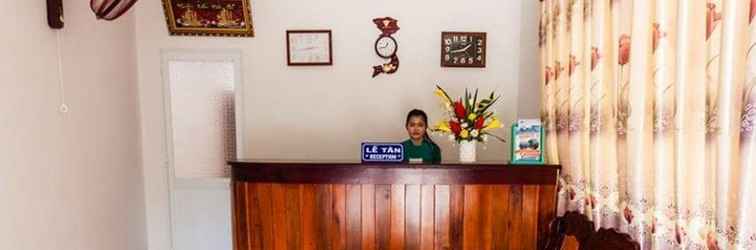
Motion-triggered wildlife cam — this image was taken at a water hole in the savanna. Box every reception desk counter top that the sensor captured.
[230,160,560,185]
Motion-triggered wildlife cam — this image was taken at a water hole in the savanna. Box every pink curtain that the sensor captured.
[539,0,756,249]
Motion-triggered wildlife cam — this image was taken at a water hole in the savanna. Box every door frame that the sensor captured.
[159,49,244,249]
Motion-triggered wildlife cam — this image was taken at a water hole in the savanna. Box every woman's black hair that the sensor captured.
[405,109,441,154]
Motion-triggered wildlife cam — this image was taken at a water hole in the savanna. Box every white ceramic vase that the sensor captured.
[458,140,477,163]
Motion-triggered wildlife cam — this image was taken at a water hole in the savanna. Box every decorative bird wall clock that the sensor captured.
[372,17,400,78]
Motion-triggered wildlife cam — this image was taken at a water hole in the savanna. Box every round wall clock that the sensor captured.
[371,17,400,78]
[374,35,398,59]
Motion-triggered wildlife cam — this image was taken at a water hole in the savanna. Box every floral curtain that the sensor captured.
[539,0,756,249]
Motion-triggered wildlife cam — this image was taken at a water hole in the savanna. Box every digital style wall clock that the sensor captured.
[441,32,487,68]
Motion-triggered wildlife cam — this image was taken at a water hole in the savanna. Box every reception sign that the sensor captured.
[361,143,404,163]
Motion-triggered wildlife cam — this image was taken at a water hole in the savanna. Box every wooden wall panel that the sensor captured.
[433,185,450,250]
[449,185,464,250]
[389,185,405,250]
[332,185,347,250]
[345,185,362,250]
[404,185,421,250]
[360,185,375,250]
[233,182,249,250]
[233,182,559,250]
[419,185,434,250]
[522,185,540,250]
[507,185,524,250]
[316,185,333,250]
[246,183,263,250]
[463,185,493,250]
[537,184,557,250]
[256,184,275,249]
[491,185,510,250]
[271,184,288,250]
[284,184,302,250]
[374,185,390,250]
[300,184,334,250]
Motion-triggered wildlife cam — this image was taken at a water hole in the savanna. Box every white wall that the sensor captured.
[136,0,540,249]
[0,0,145,250]
[517,0,542,118]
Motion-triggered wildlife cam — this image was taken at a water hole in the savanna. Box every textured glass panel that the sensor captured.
[168,61,236,178]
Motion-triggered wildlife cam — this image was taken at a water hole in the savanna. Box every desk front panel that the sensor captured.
[230,162,559,250]
[232,182,557,250]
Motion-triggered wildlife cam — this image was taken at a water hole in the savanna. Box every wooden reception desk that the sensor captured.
[230,161,560,250]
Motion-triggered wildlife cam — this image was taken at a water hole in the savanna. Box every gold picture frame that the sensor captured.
[161,0,254,37]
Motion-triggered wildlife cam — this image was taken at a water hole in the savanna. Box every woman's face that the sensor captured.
[406,116,427,141]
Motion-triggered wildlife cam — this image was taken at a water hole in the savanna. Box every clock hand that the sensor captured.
[449,44,472,54]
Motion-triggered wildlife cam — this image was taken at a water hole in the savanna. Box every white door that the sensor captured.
[161,50,243,250]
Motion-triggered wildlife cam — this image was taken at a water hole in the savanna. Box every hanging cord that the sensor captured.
[55,30,69,113]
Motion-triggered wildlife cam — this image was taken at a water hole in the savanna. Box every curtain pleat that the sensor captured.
[539,0,756,248]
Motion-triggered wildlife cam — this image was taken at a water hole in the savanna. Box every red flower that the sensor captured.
[568,188,576,200]
[568,55,581,76]
[652,23,666,53]
[751,0,755,24]
[675,225,685,244]
[650,217,656,234]
[707,232,720,250]
[618,34,631,66]
[623,206,634,223]
[707,3,722,40]
[554,61,564,80]
[585,194,596,209]
[474,116,485,129]
[454,101,466,119]
[591,47,600,71]
[449,121,461,134]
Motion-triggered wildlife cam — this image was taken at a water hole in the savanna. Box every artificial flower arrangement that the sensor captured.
[431,85,505,144]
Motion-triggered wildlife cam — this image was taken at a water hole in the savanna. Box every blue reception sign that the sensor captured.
[361,143,404,163]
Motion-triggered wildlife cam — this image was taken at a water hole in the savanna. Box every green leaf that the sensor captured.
[477,96,500,114]
[472,89,478,113]
[464,88,470,111]
[477,99,491,110]
[436,85,454,104]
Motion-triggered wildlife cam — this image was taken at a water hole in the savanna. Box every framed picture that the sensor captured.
[441,32,487,68]
[161,0,254,37]
[286,30,333,66]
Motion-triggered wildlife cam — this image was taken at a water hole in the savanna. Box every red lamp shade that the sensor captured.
[90,0,138,21]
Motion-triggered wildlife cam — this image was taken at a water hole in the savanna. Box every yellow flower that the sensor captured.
[434,88,451,106]
[434,120,451,133]
[467,113,477,121]
[460,129,469,138]
[483,117,502,130]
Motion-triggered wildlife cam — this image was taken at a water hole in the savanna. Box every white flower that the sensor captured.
[471,130,479,137]
[482,135,488,142]
[448,135,456,141]
[461,122,469,128]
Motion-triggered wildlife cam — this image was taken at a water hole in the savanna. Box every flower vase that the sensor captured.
[458,140,477,163]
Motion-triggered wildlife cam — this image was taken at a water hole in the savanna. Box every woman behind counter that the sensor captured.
[402,109,442,164]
